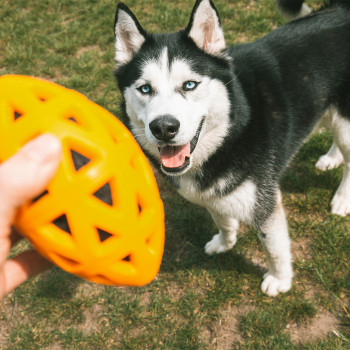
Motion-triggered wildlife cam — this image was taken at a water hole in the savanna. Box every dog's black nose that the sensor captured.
[149,115,180,142]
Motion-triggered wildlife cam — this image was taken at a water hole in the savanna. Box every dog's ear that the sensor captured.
[185,0,226,55]
[114,3,147,68]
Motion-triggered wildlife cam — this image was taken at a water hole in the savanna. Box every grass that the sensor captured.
[0,0,349,349]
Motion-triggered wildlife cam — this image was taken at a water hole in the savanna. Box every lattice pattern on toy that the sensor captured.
[0,75,164,286]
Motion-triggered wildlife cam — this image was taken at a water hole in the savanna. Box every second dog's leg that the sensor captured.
[259,190,293,296]
[330,114,350,216]
[316,142,344,171]
[331,160,350,216]
[205,209,239,255]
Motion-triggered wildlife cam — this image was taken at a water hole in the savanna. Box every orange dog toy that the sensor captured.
[0,75,164,286]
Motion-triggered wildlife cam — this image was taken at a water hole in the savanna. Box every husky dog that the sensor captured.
[113,0,350,296]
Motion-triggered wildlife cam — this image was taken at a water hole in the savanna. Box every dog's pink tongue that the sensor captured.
[160,144,190,168]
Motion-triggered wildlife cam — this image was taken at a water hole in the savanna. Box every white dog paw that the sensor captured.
[331,193,350,217]
[204,232,236,255]
[315,154,343,171]
[261,273,292,297]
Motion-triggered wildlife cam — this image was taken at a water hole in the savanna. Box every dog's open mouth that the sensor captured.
[159,120,203,174]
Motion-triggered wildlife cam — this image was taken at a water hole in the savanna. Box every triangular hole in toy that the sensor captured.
[14,111,23,120]
[138,202,142,215]
[32,189,49,203]
[93,183,113,206]
[70,149,91,171]
[52,214,71,234]
[97,228,113,242]
[122,255,131,262]
[67,116,79,124]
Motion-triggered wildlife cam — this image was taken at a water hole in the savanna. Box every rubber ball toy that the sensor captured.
[0,75,164,286]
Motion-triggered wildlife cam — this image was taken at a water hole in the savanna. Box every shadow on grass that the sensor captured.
[34,267,83,300]
[281,161,341,195]
[159,188,265,281]
[281,132,342,194]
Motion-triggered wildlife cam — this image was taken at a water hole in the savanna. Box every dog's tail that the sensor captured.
[276,0,350,20]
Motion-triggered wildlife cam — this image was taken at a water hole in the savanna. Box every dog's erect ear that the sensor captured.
[114,3,147,68]
[185,0,226,55]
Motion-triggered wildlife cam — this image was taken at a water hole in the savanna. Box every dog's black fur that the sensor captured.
[218,2,350,224]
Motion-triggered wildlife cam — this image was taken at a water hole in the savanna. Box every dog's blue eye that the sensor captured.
[138,84,152,95]
[183,81,198,91]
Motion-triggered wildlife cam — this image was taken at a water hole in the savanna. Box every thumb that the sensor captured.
[0,134,62,228]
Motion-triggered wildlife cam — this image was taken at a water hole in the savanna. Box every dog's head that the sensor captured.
[114,0,232,176]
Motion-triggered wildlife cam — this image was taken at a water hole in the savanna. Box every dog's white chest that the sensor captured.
[178,177,257,224]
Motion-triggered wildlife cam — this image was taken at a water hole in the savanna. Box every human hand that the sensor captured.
[0,134,62,299]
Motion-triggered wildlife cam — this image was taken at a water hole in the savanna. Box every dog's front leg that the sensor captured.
[204,208,239,255]
[259,190,293,296]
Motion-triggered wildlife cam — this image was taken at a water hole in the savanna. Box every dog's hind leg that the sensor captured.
[259,190,293,296]
[316,108,344,171]
[204,209,239,255]
[329,113,350,216]
[316,141,344,171]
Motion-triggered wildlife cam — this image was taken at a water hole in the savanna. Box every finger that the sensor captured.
[0,134,62,236]
[1,250,52,297]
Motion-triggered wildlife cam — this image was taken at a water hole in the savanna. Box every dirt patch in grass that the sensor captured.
[77,303,104,334]
[166,281,184,302]
[74,281,104,299]
[287,310,340,344]
[0,322,10,347]
[292,237,313,262]
[199,304,255,349]
[0,297,18,332]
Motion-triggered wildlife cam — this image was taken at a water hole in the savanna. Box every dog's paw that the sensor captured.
[315,154,343,171]
[261,273,292,297]
[204,232,236,255]
[331,193,350,217]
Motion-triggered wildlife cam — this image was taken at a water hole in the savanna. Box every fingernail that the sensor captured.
[22,134,62,163]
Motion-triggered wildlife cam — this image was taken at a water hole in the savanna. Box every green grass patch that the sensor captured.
[0,0,349,349]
